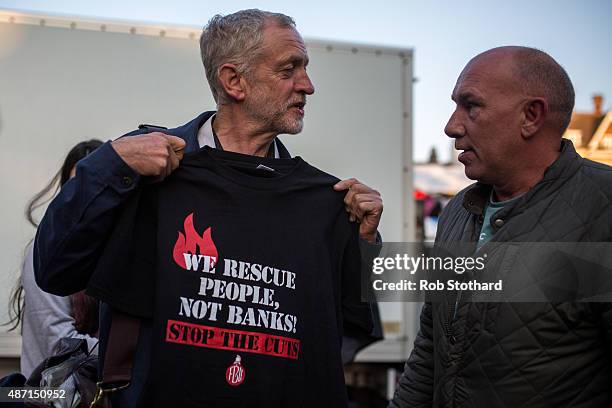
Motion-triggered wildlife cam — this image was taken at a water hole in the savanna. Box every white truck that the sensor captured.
[0,9,417,398]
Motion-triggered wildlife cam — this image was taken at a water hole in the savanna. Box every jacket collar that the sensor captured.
[164,111,215,154]
[462,139,582,215]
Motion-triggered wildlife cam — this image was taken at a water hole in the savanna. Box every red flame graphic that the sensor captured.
[173,213,218,269]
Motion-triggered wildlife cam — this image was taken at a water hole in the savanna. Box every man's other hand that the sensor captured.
[111,133,186,181]
[334,178,383,243]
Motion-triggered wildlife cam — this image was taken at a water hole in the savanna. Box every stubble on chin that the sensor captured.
[283,118,303,135]
[272,111,304,135]
[245,99,304,135]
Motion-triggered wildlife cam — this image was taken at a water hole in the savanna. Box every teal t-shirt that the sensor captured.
[476,191,522,250]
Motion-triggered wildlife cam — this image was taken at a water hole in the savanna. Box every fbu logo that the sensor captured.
[226,355,245,386]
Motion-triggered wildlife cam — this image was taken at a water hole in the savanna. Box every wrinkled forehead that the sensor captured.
[261,23,307,53]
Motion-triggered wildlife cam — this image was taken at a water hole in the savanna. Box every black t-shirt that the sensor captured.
[90,146,373,407]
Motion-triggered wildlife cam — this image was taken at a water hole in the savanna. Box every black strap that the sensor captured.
[101,309,140,384]
[138,123,168,130]
[91,309,140,406]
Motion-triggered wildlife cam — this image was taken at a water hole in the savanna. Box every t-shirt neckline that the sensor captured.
[184,146,305,190]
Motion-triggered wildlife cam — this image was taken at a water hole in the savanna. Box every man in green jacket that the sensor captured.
[390,46,612,407]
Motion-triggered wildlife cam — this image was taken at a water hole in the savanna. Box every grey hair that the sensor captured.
[200,9,296,104]
[511,47,575,134]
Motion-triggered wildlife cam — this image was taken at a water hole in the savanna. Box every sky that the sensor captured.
[1,0,610,162]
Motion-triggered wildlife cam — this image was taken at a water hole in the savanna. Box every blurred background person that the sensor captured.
[5,139,103,378]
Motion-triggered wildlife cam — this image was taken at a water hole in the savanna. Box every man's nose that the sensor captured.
[444,110,464,139]
[297,71,315,95]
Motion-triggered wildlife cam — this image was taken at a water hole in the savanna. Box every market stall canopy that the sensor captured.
[414,163,473,196]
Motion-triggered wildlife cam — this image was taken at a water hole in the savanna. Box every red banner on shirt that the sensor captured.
[165,319,300,360]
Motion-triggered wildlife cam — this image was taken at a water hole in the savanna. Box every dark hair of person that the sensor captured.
[5,139,103,332]
[25,139,104,228]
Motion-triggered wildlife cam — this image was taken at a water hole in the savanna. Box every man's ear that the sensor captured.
[218,63,246,102]
[521,97,548,139]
